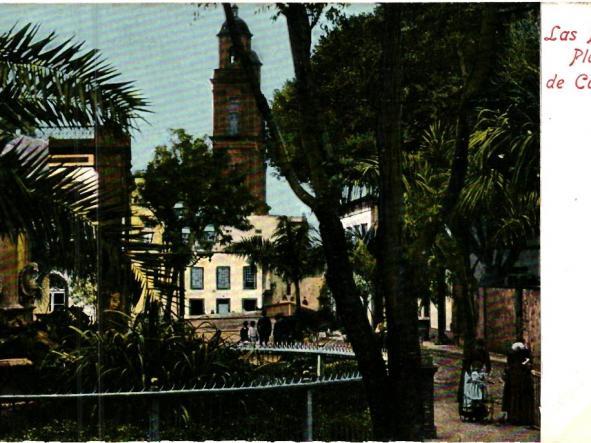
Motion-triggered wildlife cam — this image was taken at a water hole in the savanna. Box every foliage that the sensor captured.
[0,23,147,141]
[69,276,97,307]
[273,5,540,286]
[0,24,148,302]
[227,216,324,313]
[271,216,324,293]
[40,309,252,392]
[0,136,98,278]
[136,129,258,316]
[223,4,539,439]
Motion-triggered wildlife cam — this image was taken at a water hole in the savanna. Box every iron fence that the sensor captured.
[0,346,370,441]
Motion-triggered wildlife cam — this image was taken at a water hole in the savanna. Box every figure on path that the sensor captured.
[502,340,535,425]
[239,320,249,343]
[257,310,272,346]
[273,314,285,344]
[457,338,492,415]
[248,320,258,344]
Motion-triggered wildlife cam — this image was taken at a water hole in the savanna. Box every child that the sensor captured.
[248,320,258,344]
[463,363,488,420]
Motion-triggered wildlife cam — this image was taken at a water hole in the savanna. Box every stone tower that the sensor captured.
[212,5,267,214]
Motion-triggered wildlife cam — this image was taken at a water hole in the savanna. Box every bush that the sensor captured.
[39,310,253,393]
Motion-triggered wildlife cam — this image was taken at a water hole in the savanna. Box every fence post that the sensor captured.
[316,354,323,378]
[304,388,314,441]
[420,355,438,439]
[149,378,160,441]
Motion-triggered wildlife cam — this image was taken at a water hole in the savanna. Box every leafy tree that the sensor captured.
[136,129,257,319]
[272,216,322,313]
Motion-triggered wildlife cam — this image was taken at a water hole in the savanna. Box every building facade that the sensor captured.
[184,215,278,318]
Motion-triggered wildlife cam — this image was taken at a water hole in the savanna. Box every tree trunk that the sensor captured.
[294,279,301,316]
[178,268,185,319]
[422,292,431,319]
[460,251,477,359]
[315,206,394,440]
[376,4,424,440]
[164,268,177,321]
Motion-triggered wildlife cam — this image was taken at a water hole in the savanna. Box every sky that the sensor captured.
[0,3,373,219]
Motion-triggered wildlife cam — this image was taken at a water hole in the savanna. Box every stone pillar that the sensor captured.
[94,129,132,324]
[0,234,34,330]
[420,355,438,439]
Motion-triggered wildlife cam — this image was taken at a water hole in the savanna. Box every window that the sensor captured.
[227,98,240,135]
[228,112,239,135]
[216,266,231,289]
[216,299,230,314]
[190,267,204,290]
[243,265,257,290]
[242,298,257,312]
[143,232,153,243]
[50,291,66,312]
[189,299,205,316]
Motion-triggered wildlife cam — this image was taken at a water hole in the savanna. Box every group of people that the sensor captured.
[240,310,272,345]
[458,337,536,426]
[240,310,303,346]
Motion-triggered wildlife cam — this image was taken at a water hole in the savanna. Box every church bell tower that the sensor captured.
[212,5,267,214]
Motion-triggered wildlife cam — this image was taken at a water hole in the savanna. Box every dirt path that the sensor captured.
[425,344,540,442]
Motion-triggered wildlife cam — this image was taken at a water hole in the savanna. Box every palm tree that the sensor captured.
[225,235,275,298]
[0,23,147,142]
[227,216,323,315]
[0,23,147,234]
[0,23,150,313]
[272,216,322,314]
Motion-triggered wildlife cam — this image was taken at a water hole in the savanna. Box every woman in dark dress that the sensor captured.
[502,341,535,425]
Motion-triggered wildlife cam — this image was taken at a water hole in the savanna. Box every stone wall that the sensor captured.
[475,287,541,365]
[523,289,541,364]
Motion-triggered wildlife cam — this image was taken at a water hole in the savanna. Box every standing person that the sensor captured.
[257,310,272,346]
[272,314,284,344]
[239,321,249,343]
[248,320,258,344]
[502,340,535,425]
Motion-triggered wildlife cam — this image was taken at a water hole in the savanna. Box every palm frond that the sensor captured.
[0,23,149,137]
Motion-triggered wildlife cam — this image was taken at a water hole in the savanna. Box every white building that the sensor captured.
[183,214,279,318]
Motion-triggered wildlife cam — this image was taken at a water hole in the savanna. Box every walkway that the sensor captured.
[424,342,540,442]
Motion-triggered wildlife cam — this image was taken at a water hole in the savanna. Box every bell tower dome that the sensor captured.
[211,5,267,214]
